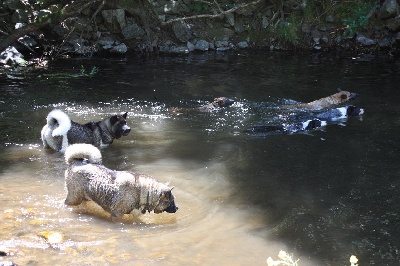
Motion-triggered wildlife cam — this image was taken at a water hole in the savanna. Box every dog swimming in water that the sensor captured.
[64,144,178,219]
[282,89,358,111]
[316,105,364,121]
[41,109,131,153]
[245,105,364,135]
[245,119,327,134]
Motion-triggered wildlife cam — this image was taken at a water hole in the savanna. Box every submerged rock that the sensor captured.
[37,231,64,245]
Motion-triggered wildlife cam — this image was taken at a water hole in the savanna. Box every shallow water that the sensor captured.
[1,51,400,265]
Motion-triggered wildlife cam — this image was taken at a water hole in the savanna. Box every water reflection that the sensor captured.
[1,52,400,265]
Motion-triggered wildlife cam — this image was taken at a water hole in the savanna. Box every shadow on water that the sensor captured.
[1,51,400,265]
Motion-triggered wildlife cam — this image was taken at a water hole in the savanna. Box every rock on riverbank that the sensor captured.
[1,0,400,66]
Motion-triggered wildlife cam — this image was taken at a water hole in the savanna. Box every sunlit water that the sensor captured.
[1,51,400,265]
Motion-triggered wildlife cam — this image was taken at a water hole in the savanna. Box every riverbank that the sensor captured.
[1,0,400,67]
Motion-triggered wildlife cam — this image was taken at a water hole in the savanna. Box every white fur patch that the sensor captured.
[336,107,347,118]
[65,144,102,165]
[301,120,312,130]
[59,136,69,153]
[47,109,72,137]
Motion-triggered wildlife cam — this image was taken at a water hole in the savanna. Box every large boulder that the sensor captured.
[101,9,126,33]
[379,0,399,19]
[121,19,145,39]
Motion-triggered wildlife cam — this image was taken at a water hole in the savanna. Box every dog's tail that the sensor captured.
[46,109,72,137]
[65,144,102,165]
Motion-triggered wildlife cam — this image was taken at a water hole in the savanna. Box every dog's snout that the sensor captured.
[349,93,358,100]
[165,202,178,213]
[123,125,131,135]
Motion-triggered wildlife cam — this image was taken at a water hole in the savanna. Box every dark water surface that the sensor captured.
[1,51,400,265]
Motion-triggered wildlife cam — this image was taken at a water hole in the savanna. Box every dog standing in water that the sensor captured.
[41,109,131,153]
[64,144,178,219]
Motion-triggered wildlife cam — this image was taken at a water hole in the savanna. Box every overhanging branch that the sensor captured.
[161,0,262,25]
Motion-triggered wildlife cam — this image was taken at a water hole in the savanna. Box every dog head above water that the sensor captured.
[110,112,131,138]
[212,97,235,108]
[334,88,358,103]
[152,188,179,214]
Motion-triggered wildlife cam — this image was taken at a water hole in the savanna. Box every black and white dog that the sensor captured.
[316,105,364,121]
[246,119,327,134]
[41,109,131,153]
[245,105,364,135]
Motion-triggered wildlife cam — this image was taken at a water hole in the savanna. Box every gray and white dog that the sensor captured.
[64,144,178,219]
[41,109,131,153]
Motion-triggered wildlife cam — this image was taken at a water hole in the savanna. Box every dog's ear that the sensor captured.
[160,188,173,199]
[110,115,118,124]
[122,112,128,119]
[337,88,342,92]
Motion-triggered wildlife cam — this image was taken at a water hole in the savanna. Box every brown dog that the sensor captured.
[64,144,178,219]
[282,89,357,111]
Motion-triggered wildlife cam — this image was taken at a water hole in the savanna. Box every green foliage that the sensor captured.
[80,65,99,78]
[297,0,376,35]
[341,2,375,37]
[192,2,210,12]
[272,15,300,46]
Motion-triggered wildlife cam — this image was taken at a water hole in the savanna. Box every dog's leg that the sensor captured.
[109,211,124,222]
[64,194,84,206]
[64,183,85,206]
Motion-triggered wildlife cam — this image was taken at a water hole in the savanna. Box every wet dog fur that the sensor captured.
[283,89,358,111]
[64,144,178,219]
[41,109,131,153]
[316,105,364,121]
[245,119,327,134]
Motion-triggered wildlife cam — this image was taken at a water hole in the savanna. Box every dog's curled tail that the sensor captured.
[65,144,102,165]
[46,109,72,137]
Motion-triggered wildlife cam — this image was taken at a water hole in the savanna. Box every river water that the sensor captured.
[0,51,399,265]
